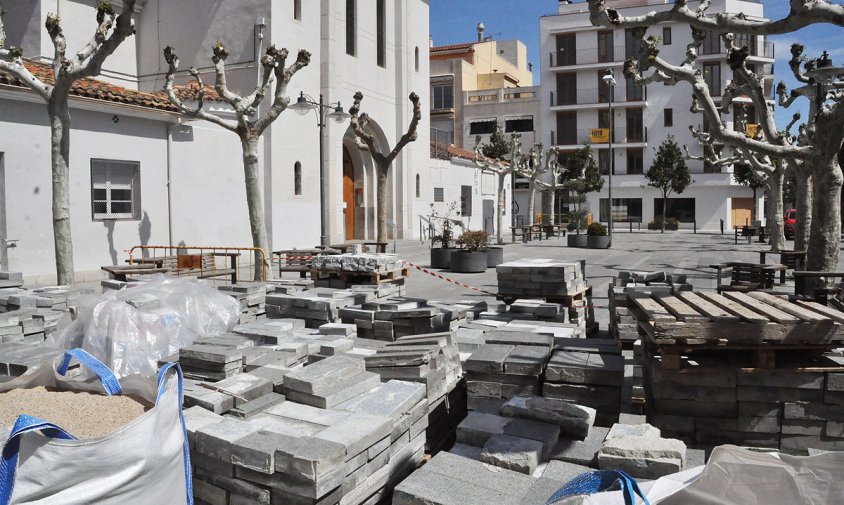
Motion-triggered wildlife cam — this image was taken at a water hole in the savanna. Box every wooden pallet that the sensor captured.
[645,343,844,372]
[310,267,410,284]
[497,285,592,306]
[628,290,844,346]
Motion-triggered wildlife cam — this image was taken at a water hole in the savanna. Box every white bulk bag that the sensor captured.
[0,349,192,505]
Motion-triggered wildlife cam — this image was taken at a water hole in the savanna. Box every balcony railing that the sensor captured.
[549,46,626,68]
[552,127,648,146]
[466,86,537,105]
[551,86,647,106]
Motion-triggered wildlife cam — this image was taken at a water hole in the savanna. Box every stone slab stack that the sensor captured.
[0,342,65,377]
[266,278,315,295]
[644,349,844,453]
[596,422,687,479]
[543,338,624,426]
[186,378,427,505]
[266,289,368,328]
[312,254,403,273]
[456,319,583,355]
[340,298,476,341]
[218,283,267,322]
[363,332,464,452]
[311,254,408,294]
[0,272,23,289]
[464,341,552,412]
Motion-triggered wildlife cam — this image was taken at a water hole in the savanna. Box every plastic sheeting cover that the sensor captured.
[46,275,240,378]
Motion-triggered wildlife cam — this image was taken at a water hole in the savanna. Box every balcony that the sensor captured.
[549,47,626,69]
[550,86,647,107]
[701,39,775,59]
[465,86,538,105]
[552,127,648,147]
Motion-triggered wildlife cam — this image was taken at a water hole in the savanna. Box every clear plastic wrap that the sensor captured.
[46,275,240,378]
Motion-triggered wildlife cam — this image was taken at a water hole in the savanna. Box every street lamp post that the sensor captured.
[290,92,351,247]
[602,69,616,248]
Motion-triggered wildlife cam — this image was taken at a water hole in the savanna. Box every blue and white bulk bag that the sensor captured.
[0,349,192,505]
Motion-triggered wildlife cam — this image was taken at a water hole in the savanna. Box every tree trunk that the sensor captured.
[527,180,537,226]
[661,190,667,233]
[794,172,812,253]
[376,163,389,244]
[47,97,75,285]
[496,173,506,245]
[241,136,269,281]
[547,186,556,226]
[805,159,843,273]
[751,187,757,224]
[765,168,785,251]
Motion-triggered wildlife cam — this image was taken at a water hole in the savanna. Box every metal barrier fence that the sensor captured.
[126,245,268,283]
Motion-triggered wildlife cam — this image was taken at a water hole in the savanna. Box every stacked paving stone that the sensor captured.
[457,319,583,353]
[0,286,79,345]
[452,395,595,475]
[312,254,403,273]
[363,332,465,452]
[644,349,844,453]
[218,283,267,322]
[607,271,692,345]
[0,272,23,289]
[185,361,428,505]
[464,341,552,412]
[340,298,482,341]
[311,254,408,294]
[266,278,315,295]
[597,422,687,479]
[266,289,368,328]
[544,338,624,426]
[280,356,382,408]
[0,342,65,377]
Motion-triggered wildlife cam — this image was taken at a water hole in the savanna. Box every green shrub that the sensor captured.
[647,217,679,230]
[587,222,607,236]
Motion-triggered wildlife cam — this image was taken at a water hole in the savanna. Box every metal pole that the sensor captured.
[607,81,614,248]
[319,94,328,247]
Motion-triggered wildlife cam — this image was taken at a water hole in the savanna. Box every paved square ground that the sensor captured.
[379,231,843,332]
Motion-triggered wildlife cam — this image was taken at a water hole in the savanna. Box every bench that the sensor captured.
[709,262,786,293]
[274,248,326,278]
[161,253,237,283]
[793,271,844,302]
[102,264,172,282]
[758,250,806,284]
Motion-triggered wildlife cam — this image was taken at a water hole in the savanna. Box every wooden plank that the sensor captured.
[696,291,771,323]
[745,291,829,322]
[796,300,844,324]
[629,293,676,322]
[675,291,739,322]
[721,291,798,323]
[652,293,707,322]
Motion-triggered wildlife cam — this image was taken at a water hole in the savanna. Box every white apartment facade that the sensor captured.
[0,0,445,283]
[539,0,776,231]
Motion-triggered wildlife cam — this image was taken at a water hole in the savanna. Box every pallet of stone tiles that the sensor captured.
[218,282,267,322]
[0,272,23,288]
[496,259,586,301]
[266,278,315,295]
[311,266,410,285]
[0,342,66,376]
[341,298,475,341]
[642,347,844,452]
[185,377,427,505]
[630,290,844,346]
[265,288,369,328]
[311,253,404,273]
[464,343,552,411]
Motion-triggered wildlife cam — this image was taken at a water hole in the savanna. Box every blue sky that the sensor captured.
[429,0,841,129]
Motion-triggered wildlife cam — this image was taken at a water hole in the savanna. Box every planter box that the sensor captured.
[485,247,504,267]
[587,235,611,249]
[568,234,588,248]
[450,251,488,273]
[431,248,456,269]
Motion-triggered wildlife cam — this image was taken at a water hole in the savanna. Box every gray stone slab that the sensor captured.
[548,426,610,467]
[503,417,561,459]
[503,345,550,375]
[283,371,381,408]
[229,393,286,420]
[501,395,595,439]
[194,418,261,462]
[479,434,543,474]
[282,355,365,394]
[449,443,483,461]
[465,344,515,373]
[456,411,510,447]
[313,411,392,458]
[213,373,273,406]
[540,460,592,485]
[335,379,426,421]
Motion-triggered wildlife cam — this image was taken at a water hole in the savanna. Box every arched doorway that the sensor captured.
[343,146,356,240]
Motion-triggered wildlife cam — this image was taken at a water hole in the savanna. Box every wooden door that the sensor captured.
[343,147,355,240]
[731,198,753,228]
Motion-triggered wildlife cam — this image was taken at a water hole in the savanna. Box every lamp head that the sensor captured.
[329,104,351,123]
[290,92,316,115]
[602,69,617,86]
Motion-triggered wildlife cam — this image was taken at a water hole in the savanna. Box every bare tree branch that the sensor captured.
[73,0,137,79]
[210,43,240,107]
[0,7,51,100]
[254,48,310,135]
[588,0,844,35]
[162,46,238,133]
[349,91,385,165]
[386,92,422,165]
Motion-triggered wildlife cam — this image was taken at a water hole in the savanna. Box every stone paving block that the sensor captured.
[183,405,224,448]
[335,379,426,421]
[229,392,286,420]
[465,344,515,373]
[313,412,392,459]
[606,423,660,440]
[548,426,609,467]
[456,411,509,447]
[247,366,292,388]
[686,448,706,469]
[503,345,550,375]
[540,460,592,485]
[282,355,366,394]
[283,371,381,408]
[194,418,261,462]
[618,413,646,425]
[449,443,483,461]
[500,395,595,439]
[503,417,561,458]
[598,427,686,479]
[214,373,273,406]
[479,434,543,475]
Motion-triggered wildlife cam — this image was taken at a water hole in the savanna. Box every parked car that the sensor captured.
[784,208,797,239]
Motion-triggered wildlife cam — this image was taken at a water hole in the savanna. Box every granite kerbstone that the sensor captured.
[479,434,544,474]
[500,395,595,439]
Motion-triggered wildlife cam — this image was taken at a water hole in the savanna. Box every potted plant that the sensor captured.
[560,145,604,248]
[485,243,504,267]
[451,230,489,273]
[587,222,610,249]
[567,210,589,248]
[429,202,462,268]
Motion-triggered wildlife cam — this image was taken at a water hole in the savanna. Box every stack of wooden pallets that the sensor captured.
[630,289,844,452]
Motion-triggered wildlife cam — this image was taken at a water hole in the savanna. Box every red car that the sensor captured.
[784,208,797,239]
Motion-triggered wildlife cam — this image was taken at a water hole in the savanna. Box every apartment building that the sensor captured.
[539,0,776,230]
[430,24,538,150]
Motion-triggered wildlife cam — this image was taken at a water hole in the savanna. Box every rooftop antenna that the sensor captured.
[477,22,485,42]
